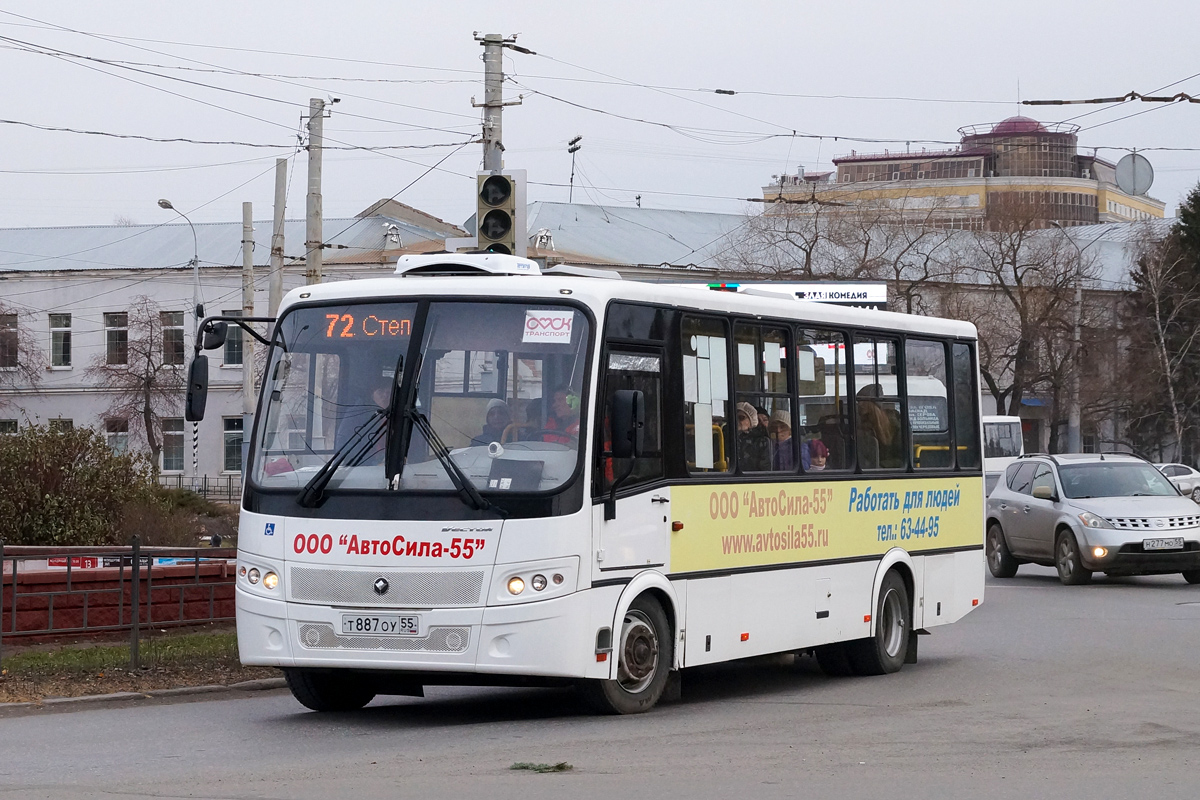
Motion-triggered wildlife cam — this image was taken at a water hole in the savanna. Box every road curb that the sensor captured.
[0,677,287,716]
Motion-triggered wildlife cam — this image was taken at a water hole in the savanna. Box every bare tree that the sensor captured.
[953,202,1093,416]
[1123,225,1200,462]
[0,302,43,408]
[86,296,186,472]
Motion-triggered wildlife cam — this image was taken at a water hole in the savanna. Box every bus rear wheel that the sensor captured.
[581,595,672,714]
[284,668,376,712]
[846,570,911,676]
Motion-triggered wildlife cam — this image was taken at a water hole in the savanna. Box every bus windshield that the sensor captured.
[252,299,590,496]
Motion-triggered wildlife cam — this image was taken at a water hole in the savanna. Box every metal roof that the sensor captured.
[522,201,750,269]
[0,212,457,274]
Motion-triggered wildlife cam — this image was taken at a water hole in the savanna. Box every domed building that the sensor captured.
[764,116,1164,229]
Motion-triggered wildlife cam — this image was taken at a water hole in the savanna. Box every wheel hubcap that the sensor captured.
[616,610,659,693]
[879,588,906,658]
[987,531,1001,569]
[1058,538,1074,576]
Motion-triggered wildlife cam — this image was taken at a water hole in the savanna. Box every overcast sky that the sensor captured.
[0,0,1196,235]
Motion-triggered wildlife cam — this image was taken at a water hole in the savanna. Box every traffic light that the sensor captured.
[475,169,526,256]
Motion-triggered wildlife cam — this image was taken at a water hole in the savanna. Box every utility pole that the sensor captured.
[473,33,532,172]
[241,202,255,473]
[269,158,287,316]
[304,97,324,285]
[1051,221,1091,453]
[567,136,582,203]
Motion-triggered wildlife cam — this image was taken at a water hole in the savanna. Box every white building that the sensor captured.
[0,201,464,491]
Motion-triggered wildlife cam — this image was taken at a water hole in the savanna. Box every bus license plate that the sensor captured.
[340,614,421,636]
[1143,537,1183,551]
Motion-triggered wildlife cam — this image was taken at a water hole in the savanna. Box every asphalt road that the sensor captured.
[3,563,1199,800]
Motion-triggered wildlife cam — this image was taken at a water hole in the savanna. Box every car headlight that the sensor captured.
[1078,511,1113,529]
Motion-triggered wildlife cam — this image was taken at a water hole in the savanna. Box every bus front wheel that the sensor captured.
[846,570,911,676]
[284,668,376,712]
[581,595,673,714]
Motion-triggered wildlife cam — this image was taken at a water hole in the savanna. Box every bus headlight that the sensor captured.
[531,574,547,592]
[262,571,279,590]
[507,576,525,595]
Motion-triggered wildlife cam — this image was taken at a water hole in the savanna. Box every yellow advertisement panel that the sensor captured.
[670,477,983,574]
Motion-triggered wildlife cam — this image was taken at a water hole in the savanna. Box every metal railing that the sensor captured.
[158,474,243,504]
[0,538,237,669]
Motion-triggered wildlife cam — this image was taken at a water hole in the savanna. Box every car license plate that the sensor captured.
[1143,537,1184,551]
[340,613,421,636]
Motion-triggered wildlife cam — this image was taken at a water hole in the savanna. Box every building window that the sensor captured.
[223,309,243,366]
[0,314,17,369]
[223,417,243,472]
[1042,169,1049,177]
[161,311,185,366]
[105,419,129,454]
[49,418,73,432]
[49,313,71,367]
[0,419,17,435]
[104,312,128,366]
[162,417,184,472]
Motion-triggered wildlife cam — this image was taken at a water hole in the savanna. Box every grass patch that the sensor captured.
[0,628,276,704]
[2,631,239,677]
[510,762,573,774]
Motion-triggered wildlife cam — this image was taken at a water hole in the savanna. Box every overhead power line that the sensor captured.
[1025,90,1199,106]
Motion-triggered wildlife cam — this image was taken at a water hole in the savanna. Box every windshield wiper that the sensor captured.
[297,411,387,508]
[405,407,504,516]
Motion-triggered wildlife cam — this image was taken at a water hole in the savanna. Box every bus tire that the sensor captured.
[846,570,911,676]
[284,668,376,712]
[814,643,855,677]
[986,522,1019,578]
[581,595,672,714]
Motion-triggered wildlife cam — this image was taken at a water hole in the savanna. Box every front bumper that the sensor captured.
[237,585,617,680]
[1081,538,1200,575]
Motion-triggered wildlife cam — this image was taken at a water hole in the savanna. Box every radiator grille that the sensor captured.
[1104,515,1200,531]
[298,623,470,653]
[289,566,485,607]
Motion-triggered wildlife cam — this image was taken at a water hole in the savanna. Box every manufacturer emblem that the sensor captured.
[1154,519,1166,528]
[373,577,389,596]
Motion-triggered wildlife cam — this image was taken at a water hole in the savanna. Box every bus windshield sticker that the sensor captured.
[737,342,756,376]
[522,310,574,344]
[683,355,698,403]
[697,358,712,404]
[708,337,728,400]
[764,344,782,374]
[694,403,714,469]
[798,349,816,381]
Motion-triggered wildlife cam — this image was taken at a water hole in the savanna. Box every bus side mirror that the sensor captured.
[185,355,209,422]
[201,321,228,351]
[611,389,645,459]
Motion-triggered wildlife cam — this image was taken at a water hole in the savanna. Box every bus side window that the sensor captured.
[906,339,951,470]
[681,316,731,474]
[598,351,664,492]
[796,327,852,471]
[734,324,793,473]
[854,335,904,471]
[952,342,981,469]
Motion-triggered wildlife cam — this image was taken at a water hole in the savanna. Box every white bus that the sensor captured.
[188,253,985,714]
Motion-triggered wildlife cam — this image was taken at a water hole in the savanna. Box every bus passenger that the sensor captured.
[543,387,580,444]
[472,399,512,446]
[769,410,795,471]
[737,402,771,471]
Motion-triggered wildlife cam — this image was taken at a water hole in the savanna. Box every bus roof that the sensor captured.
[282,256,977,340]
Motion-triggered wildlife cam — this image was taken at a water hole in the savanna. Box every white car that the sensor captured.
[1156,463,1200,502]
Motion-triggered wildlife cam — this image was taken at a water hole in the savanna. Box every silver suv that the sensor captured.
[986,453,1200,585]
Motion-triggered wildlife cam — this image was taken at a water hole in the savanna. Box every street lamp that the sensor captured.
[159,198,203,484]
[1049,221,1100,454]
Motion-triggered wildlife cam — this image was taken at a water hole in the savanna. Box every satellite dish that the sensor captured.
[1115,153,1154,196]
